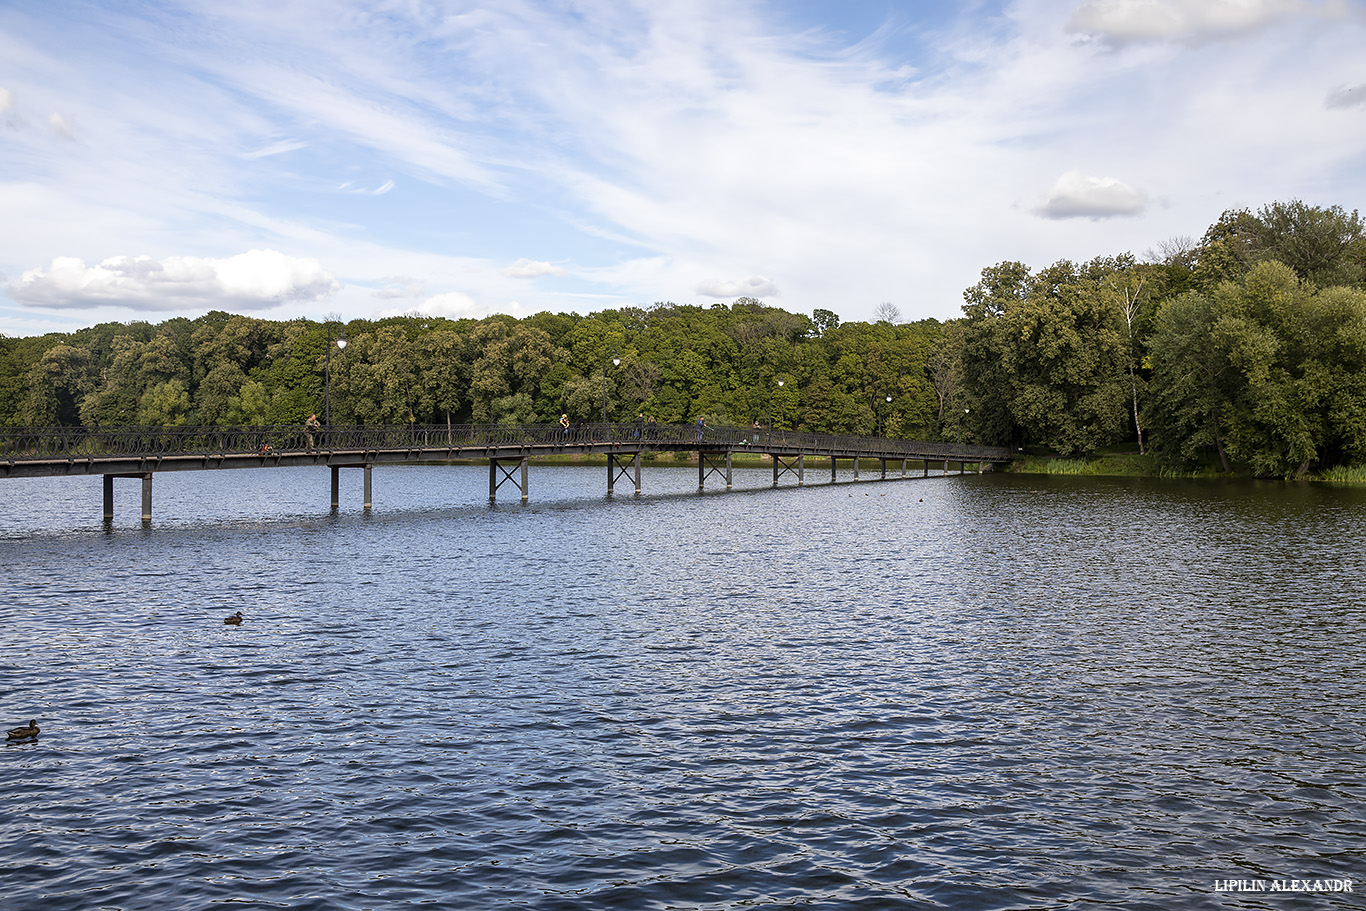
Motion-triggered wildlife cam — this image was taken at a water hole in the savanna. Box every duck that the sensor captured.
[7,720,39,740]
[224,611,243,626]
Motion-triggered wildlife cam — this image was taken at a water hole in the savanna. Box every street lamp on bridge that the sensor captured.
[769,378,784,429]
[601,354,621,425]
[324,332,347,427]
[878,394,892,438]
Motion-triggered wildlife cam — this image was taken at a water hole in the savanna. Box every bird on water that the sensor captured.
[224,611,243,625]
[7,720,39,740]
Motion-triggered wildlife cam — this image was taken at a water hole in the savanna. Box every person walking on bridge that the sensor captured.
[305,413,321,451]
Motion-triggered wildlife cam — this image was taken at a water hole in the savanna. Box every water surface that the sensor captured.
[2,466,1363,909]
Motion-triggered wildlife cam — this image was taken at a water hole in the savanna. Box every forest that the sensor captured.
[2,200,1363,478]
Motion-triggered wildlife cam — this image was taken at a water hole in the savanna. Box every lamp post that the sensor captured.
[601,354,620,425]
[879,394,892,438]
[958,407,969,444]
[769,378,784,429]
[324,332,347,427]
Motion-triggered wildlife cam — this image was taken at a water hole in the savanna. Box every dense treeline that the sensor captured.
[3,199,1363,476]
[956,200,1366,476]
[0,299,948,441]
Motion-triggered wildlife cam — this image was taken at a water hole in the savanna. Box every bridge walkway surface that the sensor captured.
[0,422,1016,521]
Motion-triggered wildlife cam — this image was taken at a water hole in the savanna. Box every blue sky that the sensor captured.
[1,0,1363,336]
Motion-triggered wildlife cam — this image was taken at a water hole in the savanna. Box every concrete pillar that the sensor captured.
[725,452,732,489]
[633,452,642,495]
[798,453,805,486]
[520,456,529,502]
[103,475,114,520]
[141,474,152,522]
[363,465,372,510]
[332,465,341,508]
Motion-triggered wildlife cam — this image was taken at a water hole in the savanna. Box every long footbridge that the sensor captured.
[1,423,1015,520]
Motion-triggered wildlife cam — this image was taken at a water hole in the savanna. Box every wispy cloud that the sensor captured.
[1326,82,1366,109]
[0,1,1363,331]
[1065,0,1311,46]
[502,259,565,279]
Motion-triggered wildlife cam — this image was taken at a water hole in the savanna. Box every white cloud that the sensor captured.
[0,87,14,114]
[372,276,426,299]
[1326,82,1366,109]
[8,250,338,311]
[1065,0,1309,46]
[337,179,396,195]
[48,111,74,140]
[241,139,306,159]
[406,290,528,320]
[502,258,565,279]
[696,276,782,299]
[1033,170,1149,220]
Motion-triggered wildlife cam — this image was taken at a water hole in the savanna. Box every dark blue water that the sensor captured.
[2,466,1364,910]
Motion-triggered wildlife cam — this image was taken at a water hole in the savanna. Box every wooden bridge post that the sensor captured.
[633,451,641,494]
[831,456,837,483]
[726,452,733,489]
[798,453,805,486]
[103,475,114,520]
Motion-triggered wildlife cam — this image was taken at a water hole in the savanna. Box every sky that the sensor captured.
[1,0,1363,337]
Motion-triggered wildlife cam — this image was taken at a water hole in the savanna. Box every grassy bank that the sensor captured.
[1008,452,1366,484]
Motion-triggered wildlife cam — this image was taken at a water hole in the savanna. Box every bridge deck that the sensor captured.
[1,422,1013,480]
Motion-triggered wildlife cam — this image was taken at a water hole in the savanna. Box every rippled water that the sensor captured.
[2,466,1364,910]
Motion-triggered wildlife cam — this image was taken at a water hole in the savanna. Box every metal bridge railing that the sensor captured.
[0,423,1015,463]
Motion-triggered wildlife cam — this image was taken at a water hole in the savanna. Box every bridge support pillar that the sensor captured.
[831,456,837,483]
[331,466,340,509]
[853,458,860,481]
[364,465,373,509]
[880,458,887,479]
[102,472,152,522]
[698,452,731,491]
[608,451,642,495]
[902,458,908,477]
[489,456,529,503]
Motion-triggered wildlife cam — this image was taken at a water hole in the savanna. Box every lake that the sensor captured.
[2,465,1363,909]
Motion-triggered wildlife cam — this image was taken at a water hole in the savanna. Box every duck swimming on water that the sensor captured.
[7,720,39,740]
[224,611,243,625]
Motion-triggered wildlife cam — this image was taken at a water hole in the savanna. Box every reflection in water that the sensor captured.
[2,468,1364,909]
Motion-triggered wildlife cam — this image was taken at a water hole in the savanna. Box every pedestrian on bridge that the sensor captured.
[560,413,570,440]
[305,413,321,451]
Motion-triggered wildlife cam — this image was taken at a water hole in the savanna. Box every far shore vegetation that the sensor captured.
[5,199,1364,483]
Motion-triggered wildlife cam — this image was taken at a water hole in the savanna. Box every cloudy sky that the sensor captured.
[1,0,1363,336]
